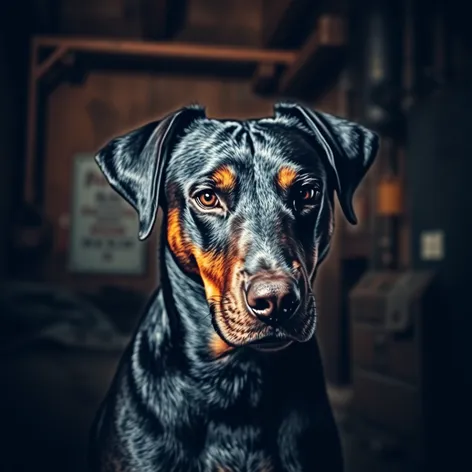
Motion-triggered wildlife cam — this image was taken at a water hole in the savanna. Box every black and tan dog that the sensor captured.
[89,102,378,472]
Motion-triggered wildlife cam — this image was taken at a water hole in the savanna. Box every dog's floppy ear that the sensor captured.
[274,102,379,224]
[95,105,206,240]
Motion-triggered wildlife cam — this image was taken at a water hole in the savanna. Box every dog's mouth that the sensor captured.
[210,293,317,354]
[247,336,293,352]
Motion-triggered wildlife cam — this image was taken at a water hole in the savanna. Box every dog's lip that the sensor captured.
[247,336,293,352]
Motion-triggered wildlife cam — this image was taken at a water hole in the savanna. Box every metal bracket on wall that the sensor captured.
[34,46,69,80]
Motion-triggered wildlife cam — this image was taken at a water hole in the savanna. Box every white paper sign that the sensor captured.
[69,154,146,274]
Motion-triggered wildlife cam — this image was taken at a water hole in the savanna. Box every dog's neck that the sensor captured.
[161,244,220,363]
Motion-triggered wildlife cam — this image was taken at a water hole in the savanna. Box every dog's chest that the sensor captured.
[198,419,274,472]
[116,391,310,472]
[106,407,310,472]
[196,413,308,472]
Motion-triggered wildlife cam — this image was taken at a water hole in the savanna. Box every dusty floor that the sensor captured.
[0,342,411,472]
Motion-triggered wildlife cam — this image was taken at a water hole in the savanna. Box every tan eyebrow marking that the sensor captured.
[210,165,237,192]
[276,166,298,191]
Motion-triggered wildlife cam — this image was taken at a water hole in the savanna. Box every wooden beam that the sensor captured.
[262,0,320,48]
[34,46,68,79]
[279,15,346,100]
[35,36,297,66]
[140,0,188,40]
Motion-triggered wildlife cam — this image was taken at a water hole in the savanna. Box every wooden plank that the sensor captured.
[59,0,142,38]
[261,0,320,48]
[279,15,346,99]
[35,46,68,79]
[35,36,297,65]
[140,0,188,40]
[179,0,262,47]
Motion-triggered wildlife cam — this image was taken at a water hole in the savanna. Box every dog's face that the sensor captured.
[165,119,333,350]
[95,103,378,353]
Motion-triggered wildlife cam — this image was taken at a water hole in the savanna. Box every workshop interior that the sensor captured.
[0,0,470,471]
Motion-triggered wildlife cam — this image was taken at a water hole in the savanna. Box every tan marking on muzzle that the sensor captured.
[209,332,234,358]
[193,247,227,300]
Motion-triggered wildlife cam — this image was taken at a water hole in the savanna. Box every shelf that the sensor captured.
[33,36,297,78]
[279,15,346,100]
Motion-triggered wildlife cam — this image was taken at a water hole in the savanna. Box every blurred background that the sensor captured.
[0,0,471,471]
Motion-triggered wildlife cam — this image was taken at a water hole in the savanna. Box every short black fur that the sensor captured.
[89,102,379,472]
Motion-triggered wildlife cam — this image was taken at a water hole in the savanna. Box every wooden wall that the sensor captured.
[59,0,144,37]
[176,0,263,46]
[58,0,264,46]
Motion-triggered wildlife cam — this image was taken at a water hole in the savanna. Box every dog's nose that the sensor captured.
[245,275,301,325]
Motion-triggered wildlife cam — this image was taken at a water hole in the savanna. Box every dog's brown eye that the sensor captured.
[299,186,320,202]
[300,188,316,201]
[293,185,321,210]
[196,190,219,209]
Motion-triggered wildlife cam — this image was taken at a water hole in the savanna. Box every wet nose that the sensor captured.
[245,274,301,325]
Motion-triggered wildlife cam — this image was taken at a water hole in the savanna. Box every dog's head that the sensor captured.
[96,103,378,353]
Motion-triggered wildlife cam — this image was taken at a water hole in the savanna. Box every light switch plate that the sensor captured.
[420,230,445,261]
